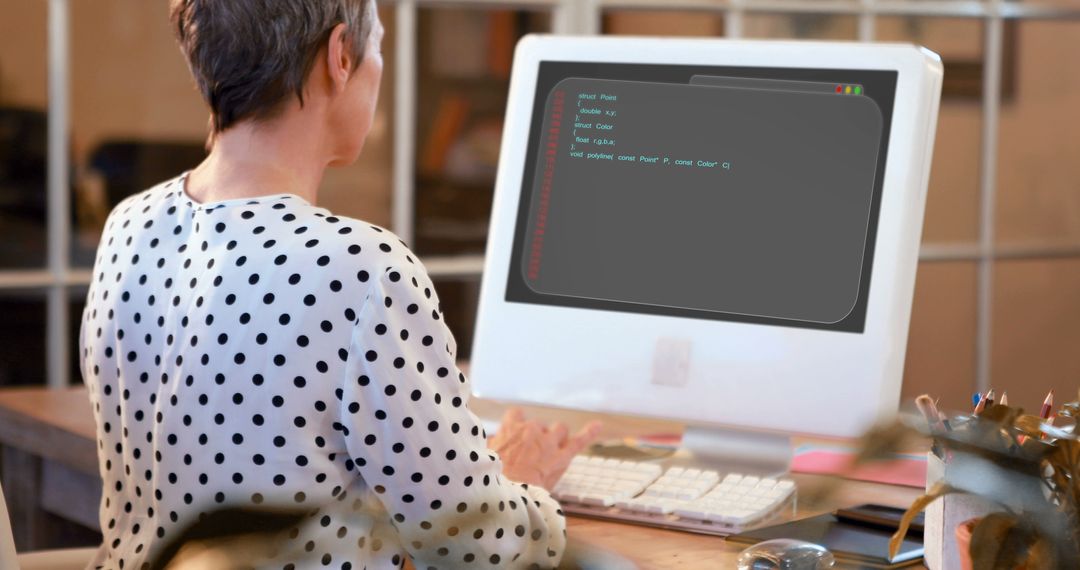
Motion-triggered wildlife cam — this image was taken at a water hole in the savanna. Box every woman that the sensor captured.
[79,1,601,568]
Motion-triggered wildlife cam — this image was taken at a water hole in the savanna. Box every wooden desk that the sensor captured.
[0,387,924,568]
[0,387,102,551]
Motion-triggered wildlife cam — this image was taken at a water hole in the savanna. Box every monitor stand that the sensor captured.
[587,424,793,477]
[678,425,793,477]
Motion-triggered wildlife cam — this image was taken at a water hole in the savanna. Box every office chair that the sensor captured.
[0,481,97,570]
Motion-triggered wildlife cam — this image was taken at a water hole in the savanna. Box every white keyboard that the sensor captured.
[551,455,796,535]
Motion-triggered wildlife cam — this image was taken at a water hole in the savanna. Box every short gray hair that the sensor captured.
[170,0,375,133]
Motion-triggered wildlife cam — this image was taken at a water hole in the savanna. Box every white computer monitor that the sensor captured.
[470,36,942,467]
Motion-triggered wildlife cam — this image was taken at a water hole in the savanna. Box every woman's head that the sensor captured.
[170,0,383,164]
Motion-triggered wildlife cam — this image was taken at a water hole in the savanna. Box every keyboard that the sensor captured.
[551,455,796,535]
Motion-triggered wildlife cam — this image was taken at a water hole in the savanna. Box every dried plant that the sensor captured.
[842,390,1079,569]
[147,499,638,569]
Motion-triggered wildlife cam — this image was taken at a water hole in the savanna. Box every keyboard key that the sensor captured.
[651,501,676,515]
[560,492,583,503]
[705,511,734,524]
[674,506,709,520]
[581,493,615,507]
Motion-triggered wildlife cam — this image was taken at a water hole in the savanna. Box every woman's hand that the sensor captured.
[488,407,603,490]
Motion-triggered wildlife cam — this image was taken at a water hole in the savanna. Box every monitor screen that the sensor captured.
[505,62,898,333]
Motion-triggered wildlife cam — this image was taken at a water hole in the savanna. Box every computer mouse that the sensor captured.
[736,538,836,570]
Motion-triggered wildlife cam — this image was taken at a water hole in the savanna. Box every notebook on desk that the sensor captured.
[726,510,925,569]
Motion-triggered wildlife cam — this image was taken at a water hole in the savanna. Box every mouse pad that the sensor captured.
[726,513,924,569]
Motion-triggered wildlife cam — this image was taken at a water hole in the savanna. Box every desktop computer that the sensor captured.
[470,36,943,534]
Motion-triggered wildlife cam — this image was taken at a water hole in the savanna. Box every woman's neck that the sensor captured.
[184,113,329,205]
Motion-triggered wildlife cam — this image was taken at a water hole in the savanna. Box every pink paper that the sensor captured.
[792,448,927,488]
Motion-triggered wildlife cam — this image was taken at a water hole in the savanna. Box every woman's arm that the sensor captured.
[339,262,569,569]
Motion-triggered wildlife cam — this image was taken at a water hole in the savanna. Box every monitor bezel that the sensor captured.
[470,35,943,439]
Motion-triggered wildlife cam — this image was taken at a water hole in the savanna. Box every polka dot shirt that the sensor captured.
[80,173,567,569]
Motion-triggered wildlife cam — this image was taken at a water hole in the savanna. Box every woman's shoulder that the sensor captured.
[293,207,433,286]
[273,207,445,337]
[231,194,435,295]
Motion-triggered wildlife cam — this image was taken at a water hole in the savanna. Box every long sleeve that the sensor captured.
[339,262,567,569]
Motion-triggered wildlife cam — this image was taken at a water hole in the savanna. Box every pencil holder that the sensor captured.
[922,452,1001,570]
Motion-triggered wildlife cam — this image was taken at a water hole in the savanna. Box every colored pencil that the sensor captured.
[915,394,941,431]
[1039,390,1054,420]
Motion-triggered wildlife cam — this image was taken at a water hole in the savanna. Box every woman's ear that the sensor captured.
[326,23,353,93]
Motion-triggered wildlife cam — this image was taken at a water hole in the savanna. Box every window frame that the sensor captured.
[5,0,1080,390]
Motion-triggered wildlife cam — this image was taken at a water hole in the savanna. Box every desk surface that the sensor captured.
[0,387,924,569]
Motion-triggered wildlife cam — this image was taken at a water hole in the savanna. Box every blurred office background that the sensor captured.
[1,0,1078,415]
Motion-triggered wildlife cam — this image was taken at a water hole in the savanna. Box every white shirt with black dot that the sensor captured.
[80,173,567,570]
